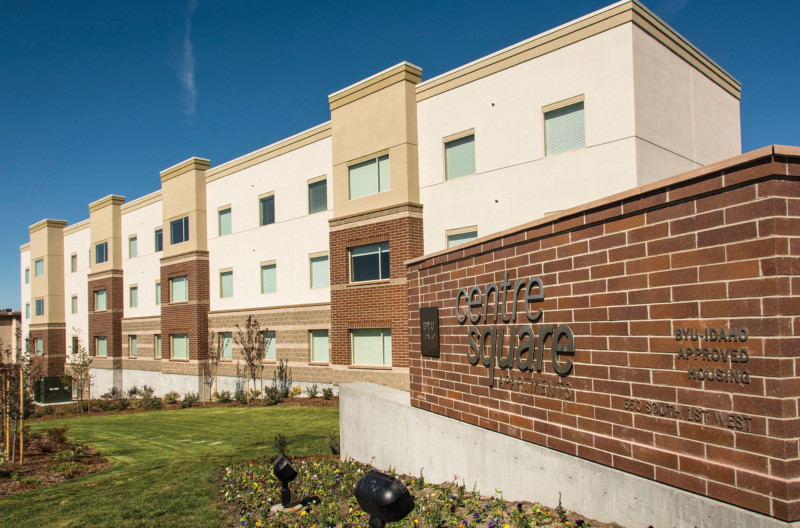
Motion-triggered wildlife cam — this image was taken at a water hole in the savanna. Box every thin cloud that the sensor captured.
[657,0,690,21]
[179,0,198,122]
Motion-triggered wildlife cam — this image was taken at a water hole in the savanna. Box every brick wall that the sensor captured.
[88,273,123,359]
[408,147,800,521]
[160,252,209,361]
[29,326,65,376]
[330,205,424,369]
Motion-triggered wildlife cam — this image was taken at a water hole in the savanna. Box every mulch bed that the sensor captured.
[0,432,109,498]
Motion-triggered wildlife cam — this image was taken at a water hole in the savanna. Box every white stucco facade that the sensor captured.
[63,224,90,355]
[121,195,164,319]
[206,136,333,312]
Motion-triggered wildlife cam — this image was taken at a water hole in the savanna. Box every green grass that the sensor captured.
[0,406,339,528]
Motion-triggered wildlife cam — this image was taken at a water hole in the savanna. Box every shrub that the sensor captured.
[143,397,163,410]
[46,426,70,444]
[54,445,87,462]
[94,399,110,411]
[214,390,232,403]
[289,386,302,398]
[328,433,340,455]
[129,397,144,409]
[304,384,319,398]
[234,389,247,405]
[262,386,281,406]
[100,387,123,400]
[140,385,155,398]
[33,436,57,453]
[111,398,130,411]
[248,389,261,401]
[127,386,140,398]
[53,462,80,479]
[180,392,200,408]
[321,387,334,400]
[272,433,289,456]
[163,391,181,404]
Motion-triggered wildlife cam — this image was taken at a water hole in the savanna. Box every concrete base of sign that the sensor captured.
[340,382,798,528]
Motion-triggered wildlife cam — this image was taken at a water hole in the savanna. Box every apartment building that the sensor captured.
[19,0,741,396]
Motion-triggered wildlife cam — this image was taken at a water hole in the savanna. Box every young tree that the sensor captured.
[234,315,268,404]
[66,332,92,414]
[204,330,223,400]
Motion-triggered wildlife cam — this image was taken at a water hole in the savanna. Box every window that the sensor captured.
[170,217,189,245]
[350,242,389,282]
[351,328,391,366]
[220,270,233,298]
[218,207,232,236]
[71,295,78,314]
[25,303,30,319]
[155,282,161,305]
[171,334,189,359]
[444,134,476,180]
[308,179,327,214]
[154,334,162,358]
[34,337,43,356]
[261,263,276,294]
[155,228,163,252]
[70,254,77,272]
[170,276,188,302]
[310,330,329,363]
[72,336,79,354]
[129,286,138,308]
[34,259,44,276]
[95,336,107,357]
[348,154,390,200]
[262,330,276,361]
[310,255,329,289]
[35,298,44,317]
[24,268,29,284]
[95,242,108,264]
[446,228,478,248]
[544,100,585,156]
[129,236,137,258]
[94,290,107,311]
[259,195,275,226]
[220,332,233,360]
[128,335,137,357]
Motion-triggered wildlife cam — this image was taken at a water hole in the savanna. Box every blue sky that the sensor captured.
[1,0,798,309]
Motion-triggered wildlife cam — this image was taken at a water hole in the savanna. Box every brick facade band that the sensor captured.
[330,205,424,372]
[160,252,210,363]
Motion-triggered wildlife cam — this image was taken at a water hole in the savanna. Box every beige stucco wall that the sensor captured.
[28,220,67,325]
[160,158,209,258]
[631,25,741,185]
[330,63,421,219]
[89,195,125,274]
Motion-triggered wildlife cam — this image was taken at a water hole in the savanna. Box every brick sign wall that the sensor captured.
[408,146,800,521]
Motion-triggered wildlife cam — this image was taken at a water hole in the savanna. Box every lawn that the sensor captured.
[0,406,339,528]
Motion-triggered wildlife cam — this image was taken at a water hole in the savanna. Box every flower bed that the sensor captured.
[221,456,614,528]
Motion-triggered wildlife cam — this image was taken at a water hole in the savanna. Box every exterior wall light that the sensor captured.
[272,455,299,510]
[354,470,415,528]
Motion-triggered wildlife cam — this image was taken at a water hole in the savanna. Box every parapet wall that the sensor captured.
[407,146,800,522]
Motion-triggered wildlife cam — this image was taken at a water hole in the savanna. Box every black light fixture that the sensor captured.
[354,470,415,528]
[272,455,299,510]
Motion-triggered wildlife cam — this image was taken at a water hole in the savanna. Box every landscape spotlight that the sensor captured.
[272,455,299,509]
[354,469,415,528]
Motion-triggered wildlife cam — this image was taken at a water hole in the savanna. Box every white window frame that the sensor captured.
[170,276,188,303]
[128,335,137,357]
[95,336,107,357]
[129,236,138,258]
[308,176,327,214]
[350,242,390,283]
[34,259,44,277]
[171,334,189,360]
[260,261,277,294]
[218,206,232,236]
[347,153,390,200]
[543,96,585,157]
[351,328,392,366]
[443,130,476,181]
[220,269,233,298]
[309,253,329,289]
[310,329,329,364]
[94,290,107,311]
[71,295,78,314]
[446,226,479,248]
[129,285,138,308]
[154,334,162,359]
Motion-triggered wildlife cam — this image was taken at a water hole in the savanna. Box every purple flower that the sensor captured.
[473,513,480,519]
[575,521,585,527]
[488,521,494,528]
[450,494,457,499]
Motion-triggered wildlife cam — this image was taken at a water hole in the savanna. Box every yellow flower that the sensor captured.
[565,523,571,526]
[535,509,541,514]
[301,511,307,516]
[504,525,510,528]
[412,520,419,526]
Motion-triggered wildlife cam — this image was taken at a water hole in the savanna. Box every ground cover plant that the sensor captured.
[0,405,338,528]
[222,457,615,528]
